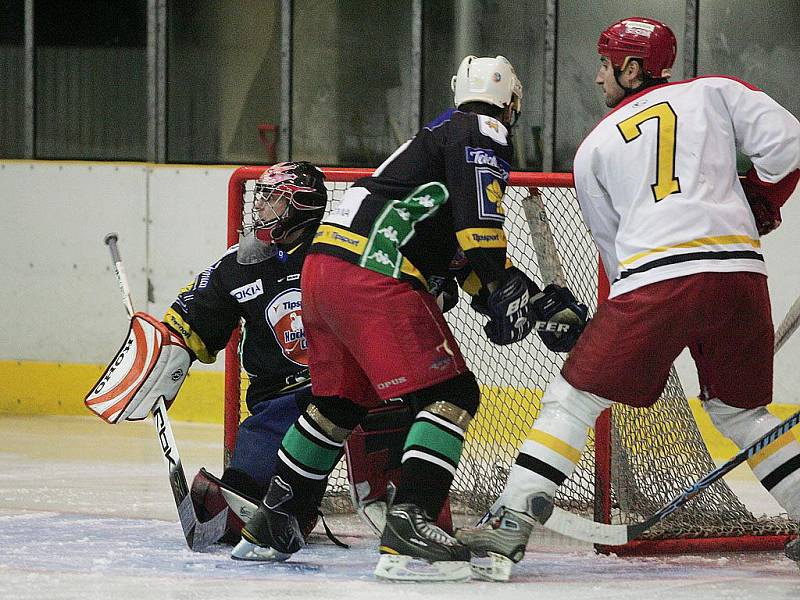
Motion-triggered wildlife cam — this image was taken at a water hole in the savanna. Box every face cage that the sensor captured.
[251,186,293,235]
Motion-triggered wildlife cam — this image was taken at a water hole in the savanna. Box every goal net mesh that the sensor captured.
[227,168,796,545]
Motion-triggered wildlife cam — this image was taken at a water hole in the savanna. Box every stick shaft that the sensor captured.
[104,234,135,317]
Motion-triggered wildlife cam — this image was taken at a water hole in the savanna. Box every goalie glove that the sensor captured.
[85,312,191,423]
[480,268,537,346]
[530,284,589,353]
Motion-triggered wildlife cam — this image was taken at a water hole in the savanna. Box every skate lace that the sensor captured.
[414,513,457,546]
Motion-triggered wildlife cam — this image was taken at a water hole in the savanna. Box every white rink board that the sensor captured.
[1,160,800,400]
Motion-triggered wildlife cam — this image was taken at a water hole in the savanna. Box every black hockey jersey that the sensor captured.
[310,109,514,290]
[163,232,313,401]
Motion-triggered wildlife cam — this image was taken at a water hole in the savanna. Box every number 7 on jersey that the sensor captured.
[617,102,681,202]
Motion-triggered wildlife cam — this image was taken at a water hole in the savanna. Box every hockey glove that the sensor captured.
[744,190,782,236]
[482,269,537,346]
[530,284,589,353]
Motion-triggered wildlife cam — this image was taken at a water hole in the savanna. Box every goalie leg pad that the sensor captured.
[345,401,413,534]
[705,398,800,517]
[190,468,255,546]
[501,374,611,513]
[84,312,190,423]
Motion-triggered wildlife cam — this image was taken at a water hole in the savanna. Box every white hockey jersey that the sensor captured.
[573,76,800,298]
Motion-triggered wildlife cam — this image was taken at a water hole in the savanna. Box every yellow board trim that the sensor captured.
[3,360,798,464]
[526,428,582,464]
[0,360,224,423]
[456,227,508,251]
[620,235,761,267]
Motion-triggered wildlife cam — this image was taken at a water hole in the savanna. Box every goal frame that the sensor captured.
[225,165,792,556]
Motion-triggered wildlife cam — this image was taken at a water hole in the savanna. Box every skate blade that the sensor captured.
[469,552,513,582]
[374,554,471,582]
[230,538,291,562]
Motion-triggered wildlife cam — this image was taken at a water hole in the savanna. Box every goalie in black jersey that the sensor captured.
[161,161,330,544]
[86,161,328,544]
[232,56,588,581]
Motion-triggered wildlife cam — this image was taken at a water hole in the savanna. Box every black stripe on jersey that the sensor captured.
[616,250,764,282]
[515,453,568,486]
[760,453,800,491]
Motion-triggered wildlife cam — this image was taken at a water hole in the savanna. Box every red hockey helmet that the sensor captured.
[597,17,677,79]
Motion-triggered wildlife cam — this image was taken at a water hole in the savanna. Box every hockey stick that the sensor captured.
[521,187,567,288]
[104,233,228,551]
[775,292,800,354]
[530,407,800,545]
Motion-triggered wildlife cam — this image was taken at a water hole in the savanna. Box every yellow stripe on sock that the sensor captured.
[526,429,581,464]
[747,431,796,469]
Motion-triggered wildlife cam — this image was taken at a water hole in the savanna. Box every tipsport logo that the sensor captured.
[266,288,308,366]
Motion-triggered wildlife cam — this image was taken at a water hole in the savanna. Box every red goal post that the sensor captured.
[225,166,796,555]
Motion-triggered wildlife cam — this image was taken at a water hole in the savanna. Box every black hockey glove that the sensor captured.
[530,284,589,352]
[428,275,459,314]
[480,269,538,346]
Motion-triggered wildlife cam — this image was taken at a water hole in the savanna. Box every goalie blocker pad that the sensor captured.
[84,312,191,423]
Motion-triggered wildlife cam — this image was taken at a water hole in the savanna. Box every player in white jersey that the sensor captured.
[457,16,800,580]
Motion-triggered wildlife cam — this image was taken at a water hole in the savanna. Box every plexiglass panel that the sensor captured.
[167,0,282,164]
[292,0,415,167]
[34,0,147,160]
[422,0,546,170]
[555,2,685,171]
[0,0,24,157]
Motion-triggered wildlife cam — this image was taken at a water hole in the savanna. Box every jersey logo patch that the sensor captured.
[475,168,508,222]
[266,288,308,366]
[477,115,508,145]
[230,279,264,303]
[464,147,511,175]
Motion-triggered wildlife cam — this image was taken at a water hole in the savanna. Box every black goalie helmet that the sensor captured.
[251,161,327,242]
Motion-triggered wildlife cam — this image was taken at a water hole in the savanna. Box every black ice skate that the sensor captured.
[374,503,471,582]
[231,476,305,562]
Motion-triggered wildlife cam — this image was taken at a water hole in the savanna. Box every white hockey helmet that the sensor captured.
[451,55,522,118]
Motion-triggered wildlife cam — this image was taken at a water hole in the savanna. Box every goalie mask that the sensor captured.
[598,17,676,80]
[250,162,327,243]
[451,55,522,126]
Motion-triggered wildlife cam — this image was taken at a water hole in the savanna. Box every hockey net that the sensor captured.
[226,166,796,554]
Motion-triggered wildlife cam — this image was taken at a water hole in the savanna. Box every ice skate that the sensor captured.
[231,476,305,562]
[374,503,471,582]
[455,505,535,582]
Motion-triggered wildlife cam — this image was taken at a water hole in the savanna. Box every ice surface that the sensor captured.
[0,415,797,599]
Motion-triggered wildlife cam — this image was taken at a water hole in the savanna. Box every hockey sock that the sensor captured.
[705,399,800,517]
[275,396,366,520]
[394,401,470,518]
[502,374,610,513]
